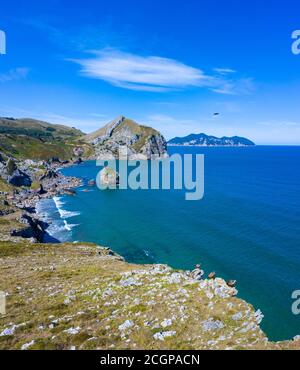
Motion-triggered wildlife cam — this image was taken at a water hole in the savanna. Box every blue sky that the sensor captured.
[1,0,300,144]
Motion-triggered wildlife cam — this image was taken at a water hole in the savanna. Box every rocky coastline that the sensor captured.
[0,154,83,243]
[0,115,299,349]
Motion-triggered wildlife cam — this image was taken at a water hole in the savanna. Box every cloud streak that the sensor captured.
[0,68,29,83]
[213,67,236,75]
[70,49,254,94]
[71,49,215,92]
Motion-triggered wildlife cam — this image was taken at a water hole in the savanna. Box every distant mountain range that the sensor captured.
[168,133,255,147]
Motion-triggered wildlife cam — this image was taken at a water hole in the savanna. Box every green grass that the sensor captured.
[0,241,298,350]
[0,134,93,161]
[0,178,14,192]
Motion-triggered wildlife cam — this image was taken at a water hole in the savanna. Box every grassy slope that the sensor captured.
[0,242,299,350]
[0,118,83,139]
[0,135,93,161]
[0,118,94,160]
[0,178,14,192]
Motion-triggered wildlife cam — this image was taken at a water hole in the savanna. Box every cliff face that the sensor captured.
[0,115,166,161]
[84,116,168,159]
[0,156,32,187]
[0,242,299,350]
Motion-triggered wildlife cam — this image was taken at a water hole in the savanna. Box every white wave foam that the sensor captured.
[53,196,80,219]
[59,209,81,219]
[63,220,79,232]
[53,196,65,208]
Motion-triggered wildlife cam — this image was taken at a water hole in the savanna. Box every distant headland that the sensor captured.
[168,133,255,147]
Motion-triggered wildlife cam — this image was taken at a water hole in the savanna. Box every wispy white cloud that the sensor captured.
[0,68,29,83]
[70,49,215,92]
[70,49,255,94]
[210,78,255,95]
[214,67,236,75]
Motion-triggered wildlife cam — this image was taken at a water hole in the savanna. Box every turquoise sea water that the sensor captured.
[37,146,300,341]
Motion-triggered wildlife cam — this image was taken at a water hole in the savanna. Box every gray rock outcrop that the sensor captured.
[11,213,48,242]
[0,158,32,187]
[84,116,168,160]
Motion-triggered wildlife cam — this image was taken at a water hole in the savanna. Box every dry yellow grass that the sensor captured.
[0,242,299,350]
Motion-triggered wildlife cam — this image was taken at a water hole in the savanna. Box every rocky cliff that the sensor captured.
[0,156,32,187]
[84,116,168,159]
[0,242,299,350]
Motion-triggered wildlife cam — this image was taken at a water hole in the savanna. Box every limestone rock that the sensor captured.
[84,116,168,160]
[0,158,32,187]
[99,167,119,187]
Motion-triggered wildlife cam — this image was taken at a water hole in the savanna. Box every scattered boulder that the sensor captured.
[161,319,172,328]
[208,272,216,280]
[190,264,205,280]
[118,320,134,331]
[63,327,81,335]
[202,319,224,332]
[153,331,176,341]
[227,280,237,288]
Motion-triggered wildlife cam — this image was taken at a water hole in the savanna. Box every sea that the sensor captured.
[36,146,300,341]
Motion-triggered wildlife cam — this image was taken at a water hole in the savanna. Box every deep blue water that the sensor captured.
[37,146,300,341]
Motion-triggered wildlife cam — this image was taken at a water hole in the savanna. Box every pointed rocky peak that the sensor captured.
[84,116,168,159]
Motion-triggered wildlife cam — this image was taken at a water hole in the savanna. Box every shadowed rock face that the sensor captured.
[84,116,168,160]
[8,171,32,187]
[0,158,32,187]
[10,214,49,242]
